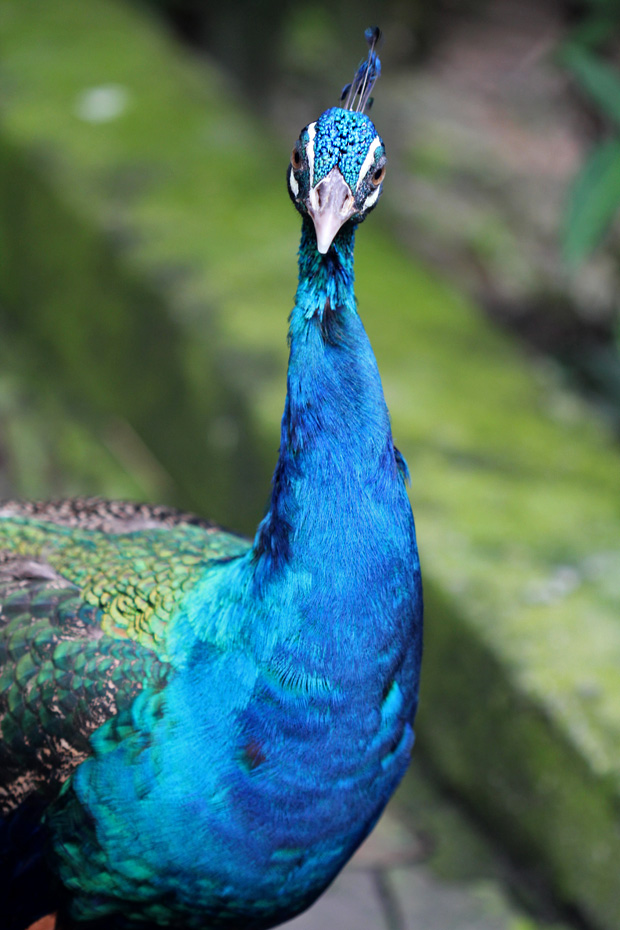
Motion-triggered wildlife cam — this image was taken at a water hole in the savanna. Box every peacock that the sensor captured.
[0,29,422,930]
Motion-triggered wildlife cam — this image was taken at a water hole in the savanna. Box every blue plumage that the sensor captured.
[0,32,422,930]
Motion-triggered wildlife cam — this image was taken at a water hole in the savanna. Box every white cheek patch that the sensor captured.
[363,185,381,210]
[305,121,317,187]
[289,167,299,199]
[357,136,382,191]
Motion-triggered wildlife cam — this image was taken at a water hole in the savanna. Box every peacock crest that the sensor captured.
[340,26,382,113]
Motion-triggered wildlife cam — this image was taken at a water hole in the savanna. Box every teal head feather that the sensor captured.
[287,27,386,254]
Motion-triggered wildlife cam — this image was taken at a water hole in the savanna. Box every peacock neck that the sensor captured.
[252,217,400,579]
[291,217,358,325]
[172,216,417,683]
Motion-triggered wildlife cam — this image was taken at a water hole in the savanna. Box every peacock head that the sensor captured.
[287,28,387,255]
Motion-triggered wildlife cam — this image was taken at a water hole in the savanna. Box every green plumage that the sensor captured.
[0,498,249,814]
[0,500,248,655]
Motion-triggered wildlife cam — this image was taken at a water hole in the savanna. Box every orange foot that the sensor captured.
[26,916,56,930]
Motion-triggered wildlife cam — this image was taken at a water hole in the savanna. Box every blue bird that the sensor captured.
[0,29,422,930]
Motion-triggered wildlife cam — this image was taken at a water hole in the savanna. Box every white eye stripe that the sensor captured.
[305,122,317,187]
[289,167,299,198]
[357,136,382,191]
[364,185,381,210]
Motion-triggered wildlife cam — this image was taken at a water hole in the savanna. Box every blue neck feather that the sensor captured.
[167,213,417,661]
[253,217,398,579]
[291,216,357,323]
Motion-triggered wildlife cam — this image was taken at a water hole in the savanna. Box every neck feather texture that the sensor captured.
[253,218,403,578]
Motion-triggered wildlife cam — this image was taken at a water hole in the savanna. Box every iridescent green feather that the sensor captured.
[0,511,249,658]
[0,499,250,813]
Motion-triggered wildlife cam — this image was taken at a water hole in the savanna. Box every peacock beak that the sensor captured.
[307,167,356,255]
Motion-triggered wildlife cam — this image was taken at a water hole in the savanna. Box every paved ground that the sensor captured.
[283,765,572,930]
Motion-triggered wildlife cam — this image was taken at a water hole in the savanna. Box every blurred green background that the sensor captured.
[2,1,620,928]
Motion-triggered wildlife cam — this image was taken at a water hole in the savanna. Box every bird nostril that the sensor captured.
[341,194,354,216]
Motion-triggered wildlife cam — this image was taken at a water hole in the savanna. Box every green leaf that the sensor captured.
[563,138,620,265]
[560,43,620,127]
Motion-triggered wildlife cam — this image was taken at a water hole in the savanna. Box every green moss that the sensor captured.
[0,328,172,501]
[0,9,281,531]
[418,581,620,927]
[406,140,458,180]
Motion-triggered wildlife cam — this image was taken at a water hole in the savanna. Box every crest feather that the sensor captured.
[340,27,382,114]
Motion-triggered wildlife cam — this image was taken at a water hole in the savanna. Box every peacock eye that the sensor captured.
[371,164,386,187]
[291,146,303,171]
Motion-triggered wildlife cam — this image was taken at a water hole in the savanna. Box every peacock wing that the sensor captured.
[0,497,250,814]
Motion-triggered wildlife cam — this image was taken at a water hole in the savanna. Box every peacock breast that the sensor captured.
[53,610,418,926]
